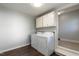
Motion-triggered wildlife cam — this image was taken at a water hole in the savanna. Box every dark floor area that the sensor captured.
[0,45,58,56]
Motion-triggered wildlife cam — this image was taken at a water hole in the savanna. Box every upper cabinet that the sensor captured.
[42,14,48,27]
[36,11,56,28]
[36,16,43,28]
[47,12,56,26]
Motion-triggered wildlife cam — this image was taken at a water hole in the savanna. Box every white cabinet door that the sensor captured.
[43,14,48,27]
[31,35,37,49]
[43,11,56,27]
[36,17,43,28]
[31,35,39,50]
[38,37,48,55]
[47,12,56,26]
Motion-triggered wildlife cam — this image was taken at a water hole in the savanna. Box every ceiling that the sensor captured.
[0,3,70,17]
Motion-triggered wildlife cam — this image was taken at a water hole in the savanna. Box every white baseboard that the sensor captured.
[0,43,30,53]
[60,38,79,43]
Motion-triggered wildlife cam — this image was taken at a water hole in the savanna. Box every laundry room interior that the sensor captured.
[0,3,79,56]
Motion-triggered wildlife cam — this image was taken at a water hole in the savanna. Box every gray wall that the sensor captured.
[0,9,35,52]
[59,9,79,41]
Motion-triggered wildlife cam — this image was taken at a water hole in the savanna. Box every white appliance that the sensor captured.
[31,32,55,56]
